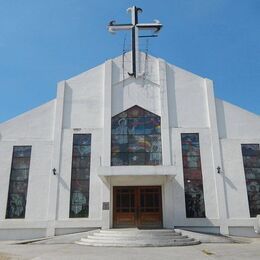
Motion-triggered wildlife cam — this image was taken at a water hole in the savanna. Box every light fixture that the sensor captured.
[52,168,57,175]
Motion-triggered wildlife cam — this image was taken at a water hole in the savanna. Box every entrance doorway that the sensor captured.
[113,186,162,228]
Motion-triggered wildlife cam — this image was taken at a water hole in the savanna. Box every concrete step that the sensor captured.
[98,230,181,236]
[94,232,184,238]
[76,239,200,247]
[81,237,195,244]
[76,229,200,247]
[99,229,180,234]
[81,236,190,241]
[85,235,189,241]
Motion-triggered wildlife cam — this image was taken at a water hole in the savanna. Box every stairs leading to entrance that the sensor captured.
[76,229,200,247]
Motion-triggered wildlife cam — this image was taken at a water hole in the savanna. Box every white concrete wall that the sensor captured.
[63,65,104,129]
[171,128,219,226]
[111,76,161,117]
[0,100,55,140]
[111,53,160,117]
[0,52,260,239]
[109,54,221,231]
[216,99,260,236]
[55,63,107,231]
[216,99,260,139]
[221,138,260,221]
[57,128,103,223]
[112,52,160,86]
[0,100,55,239]
[0,101,55,220]
[168,65,209,128]
[221,139,251,219]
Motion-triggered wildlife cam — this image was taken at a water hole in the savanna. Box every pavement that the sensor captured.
[0,232,259,260]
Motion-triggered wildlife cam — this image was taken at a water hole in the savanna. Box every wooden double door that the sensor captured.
[113,186,162,228]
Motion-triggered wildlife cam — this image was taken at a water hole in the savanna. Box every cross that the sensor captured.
[108,6,162,78]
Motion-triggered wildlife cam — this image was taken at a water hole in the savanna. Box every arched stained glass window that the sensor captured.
[111,106,162,166]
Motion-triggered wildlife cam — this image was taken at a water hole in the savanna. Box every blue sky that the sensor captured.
[0,0,259,122]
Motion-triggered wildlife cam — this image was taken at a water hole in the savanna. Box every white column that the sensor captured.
[163,177,175,228]
[102,60,112,166]
[158,59,172,166]
[204,78,229,235]
[101,60,112,229]
[158,59,174,228]
[46,81,65,237]
[135,26,139,76]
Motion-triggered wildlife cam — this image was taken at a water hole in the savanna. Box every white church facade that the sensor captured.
[0,51,260,240]
[0,6,260,240]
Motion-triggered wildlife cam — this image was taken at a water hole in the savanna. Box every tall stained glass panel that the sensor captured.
[181,133,206,218]
[70,134,91,218]
[241,144,260,217]
[6,146,32,219]
[111,106,162,166]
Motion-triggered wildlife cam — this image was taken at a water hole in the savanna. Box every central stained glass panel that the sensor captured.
[111,106,162,166]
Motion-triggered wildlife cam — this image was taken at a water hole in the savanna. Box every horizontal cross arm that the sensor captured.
[108,23,133,33]
[137,23,163,32]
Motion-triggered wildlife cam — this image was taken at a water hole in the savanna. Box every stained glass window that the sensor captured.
[181,133,206,218]
[111,106,162,166]
[6,146,32,219]
[241,144,260,217]
[70,134,91,218]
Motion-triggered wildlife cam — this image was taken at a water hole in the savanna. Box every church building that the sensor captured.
[0,6,260,240]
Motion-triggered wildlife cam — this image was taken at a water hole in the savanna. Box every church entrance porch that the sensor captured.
[113,186,162,228]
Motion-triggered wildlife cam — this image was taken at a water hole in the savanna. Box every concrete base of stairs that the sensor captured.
[76,229,200,247]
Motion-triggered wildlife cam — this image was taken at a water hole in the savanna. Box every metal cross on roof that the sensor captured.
[108,6,162,78]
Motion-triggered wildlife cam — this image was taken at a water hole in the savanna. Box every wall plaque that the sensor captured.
[102,202,109,210]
